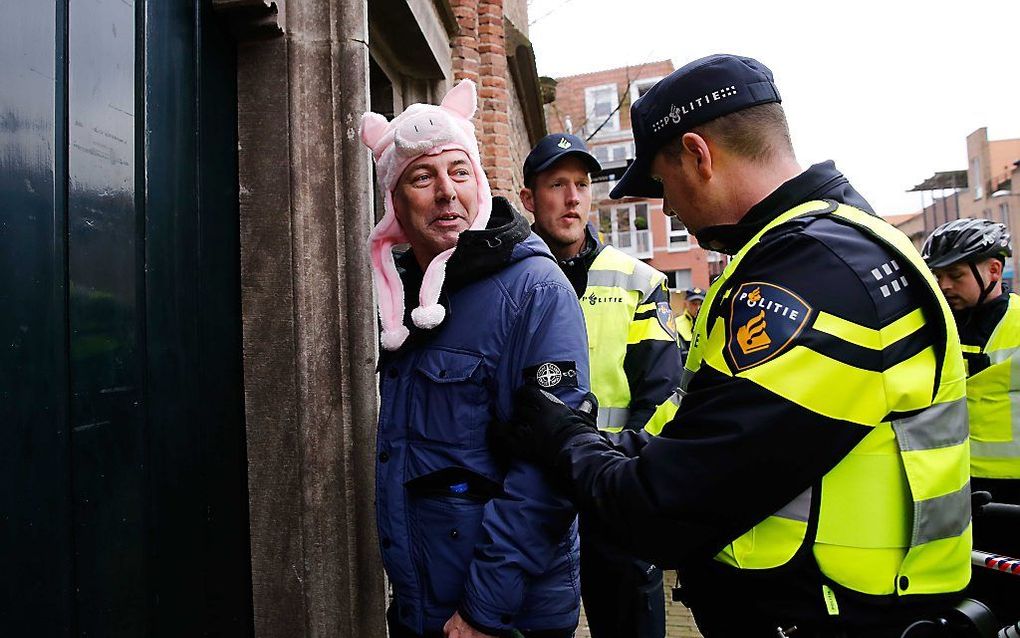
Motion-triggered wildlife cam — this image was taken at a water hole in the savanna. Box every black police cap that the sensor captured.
[523,133,602,184]
[610,54,781,200]
[685,287,706,301]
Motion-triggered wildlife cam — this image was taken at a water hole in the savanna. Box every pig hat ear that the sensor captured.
[440,79,477,119]
[360,80,491,351]
[360,112,388,148]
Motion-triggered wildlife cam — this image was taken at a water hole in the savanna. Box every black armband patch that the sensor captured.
[523,361,579,389]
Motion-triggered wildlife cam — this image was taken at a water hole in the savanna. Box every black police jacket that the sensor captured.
[553,162,950,632]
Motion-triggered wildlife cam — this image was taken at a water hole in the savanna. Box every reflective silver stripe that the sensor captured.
[596,406,630,430]
[971,440,1020,458]
[774,488,812,523]
[891,398,969,451]
[986,344,1020,365]
[678,368,695,394]
[913,482,972,546]
[586,269,654,294]
[667,391,681,408]
[972,343,1020,459]
[971,355,1020,457]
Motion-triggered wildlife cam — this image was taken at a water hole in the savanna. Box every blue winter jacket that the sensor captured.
[376,197,588,636]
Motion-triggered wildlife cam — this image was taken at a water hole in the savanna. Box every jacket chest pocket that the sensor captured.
[412,349,490,446]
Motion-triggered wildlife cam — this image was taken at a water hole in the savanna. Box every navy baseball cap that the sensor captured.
[685,287,706,301]
[523,133,602,184]
[610,54,781,200]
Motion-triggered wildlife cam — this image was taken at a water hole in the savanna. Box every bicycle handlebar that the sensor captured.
[972,550,1020,576]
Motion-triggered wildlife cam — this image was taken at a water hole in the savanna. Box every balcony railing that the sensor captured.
[605,229,652,259]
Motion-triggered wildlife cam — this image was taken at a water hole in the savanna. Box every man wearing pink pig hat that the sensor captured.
[361,80,591,638]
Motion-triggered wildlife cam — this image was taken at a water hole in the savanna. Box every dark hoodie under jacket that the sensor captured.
[550,162,952,634]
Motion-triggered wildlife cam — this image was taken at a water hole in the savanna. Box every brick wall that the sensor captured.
[573,574,703,638]
[450,0,529,209]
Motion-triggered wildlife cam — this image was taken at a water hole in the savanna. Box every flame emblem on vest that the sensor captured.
[737,310,771,354]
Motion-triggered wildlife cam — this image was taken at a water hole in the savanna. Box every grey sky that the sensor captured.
[528,0,1020,216]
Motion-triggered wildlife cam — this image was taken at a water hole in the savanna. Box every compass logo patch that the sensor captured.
[727,282,812,371]
[524,361,578,389]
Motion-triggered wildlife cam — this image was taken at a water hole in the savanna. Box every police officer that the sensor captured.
[922,218,1020,625]
[676,287,705,359]
[493,54,972,637]
[521,134,684,638]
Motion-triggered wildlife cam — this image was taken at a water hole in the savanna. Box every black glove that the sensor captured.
[489,385,599,469]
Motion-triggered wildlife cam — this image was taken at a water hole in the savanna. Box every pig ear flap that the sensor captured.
[440,80,477,120]
[360,112,390,150]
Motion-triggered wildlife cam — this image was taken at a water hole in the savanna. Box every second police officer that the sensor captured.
[677,287,705,360]
[521,133,684,638]
[922,218,1020,626]
[494,54,972,637]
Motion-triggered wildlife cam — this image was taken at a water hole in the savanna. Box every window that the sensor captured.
[591,179,612,201]
[664,269,692,290]
[668,216,690,251]
[585,84,620,136]
[609,143,633,162]
[591,143,632,165]
[589,144,634,200]
[597,203,652,258]
[630,77,663,104]
[1000,202,1011,225]
[972,157,984,200]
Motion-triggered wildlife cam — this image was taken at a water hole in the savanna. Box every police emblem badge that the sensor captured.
[656,301,678,341]
[726,282,812,371]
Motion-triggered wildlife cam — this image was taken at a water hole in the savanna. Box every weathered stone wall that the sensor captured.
[235,0,386,635]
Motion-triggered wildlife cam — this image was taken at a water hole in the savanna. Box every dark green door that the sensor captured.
[1,1,252,635]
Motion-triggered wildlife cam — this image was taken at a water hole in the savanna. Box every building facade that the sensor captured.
[545,60,721,292]
[909,127,1020,287]
[886,211,925,251]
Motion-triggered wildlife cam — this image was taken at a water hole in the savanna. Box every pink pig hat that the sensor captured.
[360,80,492,351]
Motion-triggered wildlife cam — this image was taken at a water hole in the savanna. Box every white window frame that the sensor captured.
[665,269,692,291]
[972,157,984,200]
[630,76,663,104]
[585,83,620,136]
[598,203,653,259]
[667,215,690,252]
[592,142,633,165]
[608,143,632,163]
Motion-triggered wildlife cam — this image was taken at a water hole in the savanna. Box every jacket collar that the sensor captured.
[693,161,875,255]
[389,197,532,355]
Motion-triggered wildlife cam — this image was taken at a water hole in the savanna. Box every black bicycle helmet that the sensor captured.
[921,217,1012,269]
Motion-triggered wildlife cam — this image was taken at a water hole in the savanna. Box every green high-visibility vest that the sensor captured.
[677,312,695,345]
[683,200,971,598]
[581,245,679,434]
[964,293,1020,479]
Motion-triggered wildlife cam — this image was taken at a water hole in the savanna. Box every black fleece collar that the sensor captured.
[693,161,874,254]
[388,197,533,356]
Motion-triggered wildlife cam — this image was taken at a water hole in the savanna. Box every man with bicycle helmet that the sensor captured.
[923,217,1020,626]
